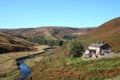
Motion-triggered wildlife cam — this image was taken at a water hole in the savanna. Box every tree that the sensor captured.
[69,40,84,58]
[63,35,76,40]
[27,36,64,46]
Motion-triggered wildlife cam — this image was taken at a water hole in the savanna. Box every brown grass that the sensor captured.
[26,46,120,80]
[79,17,120,52]
[0,45,49,79]
[0,32,35,53]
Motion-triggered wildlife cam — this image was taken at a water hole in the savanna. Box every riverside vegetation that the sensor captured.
[0,45,49,80]
[27,44,120,80]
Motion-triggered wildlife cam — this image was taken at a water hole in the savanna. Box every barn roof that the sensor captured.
[89,41,106,48]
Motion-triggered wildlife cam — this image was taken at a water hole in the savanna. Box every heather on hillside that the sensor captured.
[79,17,120,52]
[0,32,35,53]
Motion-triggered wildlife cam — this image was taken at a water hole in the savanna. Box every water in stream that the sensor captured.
[16,48,54,80]
[18,59,31,80]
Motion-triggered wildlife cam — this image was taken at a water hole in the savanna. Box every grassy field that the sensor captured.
[25,56,44,68]
[0,45,49,80]
[27,48,120,80]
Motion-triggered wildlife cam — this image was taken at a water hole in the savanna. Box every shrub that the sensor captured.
[69,40,84,58]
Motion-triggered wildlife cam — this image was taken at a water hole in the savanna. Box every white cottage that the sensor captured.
[84,41,112,58]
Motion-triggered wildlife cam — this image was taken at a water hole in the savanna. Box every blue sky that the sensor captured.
[0,0,120,29]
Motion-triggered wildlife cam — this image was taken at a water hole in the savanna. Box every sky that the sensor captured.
[0,0,120,29]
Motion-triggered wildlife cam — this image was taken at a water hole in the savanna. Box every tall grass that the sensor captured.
[27,47,120,80]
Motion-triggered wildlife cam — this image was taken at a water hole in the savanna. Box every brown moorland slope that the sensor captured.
[0,32,35,53]
[80,17,120,52]
[89,17,120,37]
[0,27,94,38]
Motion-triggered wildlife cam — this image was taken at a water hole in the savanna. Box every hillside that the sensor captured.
[79,17,120,52]
[0,32,35,53]
[26,47,120,80]
[0,27,94,39]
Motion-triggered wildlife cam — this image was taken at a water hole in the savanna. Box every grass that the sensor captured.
[0,45,49,63]
[66,57,82,64]
[27,47,120,80]
[0,59,18,75]
[0,45,49,80]
[0,70,20,80]
[24,56,44,68]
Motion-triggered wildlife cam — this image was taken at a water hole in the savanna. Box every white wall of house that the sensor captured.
[88,46,100,54]
[84,50,92,58]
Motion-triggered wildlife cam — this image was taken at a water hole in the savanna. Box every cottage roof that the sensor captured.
[89,42,106,48]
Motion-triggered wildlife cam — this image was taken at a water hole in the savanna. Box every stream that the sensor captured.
[16,53,41,80]
[16,47,55,80]
[17,58,31,80]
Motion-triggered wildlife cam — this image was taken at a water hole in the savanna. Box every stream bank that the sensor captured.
[16,51,45,80]
[0,45,49,80]
[16,47,55,80]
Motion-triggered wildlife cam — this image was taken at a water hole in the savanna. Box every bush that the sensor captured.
[69,40,84,58]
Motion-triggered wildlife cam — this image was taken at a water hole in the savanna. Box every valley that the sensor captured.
[0,17,120,80]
